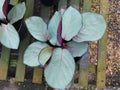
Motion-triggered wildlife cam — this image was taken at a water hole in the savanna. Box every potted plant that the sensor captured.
[23,6,106,89]
[0,0,26,49]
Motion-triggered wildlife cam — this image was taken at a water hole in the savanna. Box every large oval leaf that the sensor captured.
[0,0,6,19]
[0,23,19,49]
[45,48,75,89]
[73,12,106,42]
[7,2,26,24]
[25,16,49,42]
[66,41,88,57]
[23,41,49,67]
[38,46,53,66]
[62,6,82,41]
[48,11,61,46]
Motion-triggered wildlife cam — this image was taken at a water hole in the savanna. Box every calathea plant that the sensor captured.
[23,6,106,89]
[0,0,26,49]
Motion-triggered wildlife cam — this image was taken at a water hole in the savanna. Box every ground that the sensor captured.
[0,78,120,90]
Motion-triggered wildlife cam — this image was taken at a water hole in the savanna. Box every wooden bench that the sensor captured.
[0,0,108,89]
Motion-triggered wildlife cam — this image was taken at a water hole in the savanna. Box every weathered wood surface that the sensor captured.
[15,35,30,82]
[32,0,53,84]
[0,47,10,80]
[78,0,92,88]
[32,67,43,84]
[96,0,109,88]
[40,4,51,23]
[9,0,19,5]
[83,0,92,12]
[15,0,34,82]
[70,0,80,9]
[58,0,67,10]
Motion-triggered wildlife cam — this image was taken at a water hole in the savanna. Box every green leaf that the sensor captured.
[25,16,49,42]
[66,41,88,57]
[0,23,19,49]
[23,41,49,67]
[38,46,53,66]
[62,6,82,41]
[45,48,75,89]
[0,0,6,19]
[48,11,61,46]
[73,12,106,42]
[7,2,26,24]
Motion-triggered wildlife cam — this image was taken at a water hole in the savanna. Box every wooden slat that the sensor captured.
[83,0,92,12]
[34,0,41,16]
[70,0,80,87]
[58,0,67,10]
[9,0,18,5]
[70,0,79,6]
[0,0,19,81]
[15,0,34,82]
[32,57,43,83]
[70,0,80,9]
[0,47,10,80]
[32,67,43,83]
[96,0,109,88]
[24,0,34,18]
[40,4,51,23]
[15,36,30,82]
[78,0,92,88]
[78,52,89,88]
[32,1,51,84]
[0,0,20,81]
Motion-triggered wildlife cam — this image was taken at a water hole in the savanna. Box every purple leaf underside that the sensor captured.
[57,19,62,45]
[3,0,8,17]
[79,51,89,68]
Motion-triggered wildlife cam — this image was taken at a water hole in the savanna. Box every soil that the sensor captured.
[0,78,120,90]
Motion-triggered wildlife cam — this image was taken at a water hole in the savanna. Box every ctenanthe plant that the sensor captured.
[24,6,106,89]
[0,0,26,49]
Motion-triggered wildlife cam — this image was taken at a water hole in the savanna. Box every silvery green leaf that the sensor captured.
[0,23,19,49]
[7,2,26,24]
[38,46,53,66]
[66,41,88,57]
[25,16,49,42]
[73,12,106,42]
[48,11,61,46]
[45,48,75,89]
[0,0,6,19]
[62,6,82,41]
[23,41,49,67]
